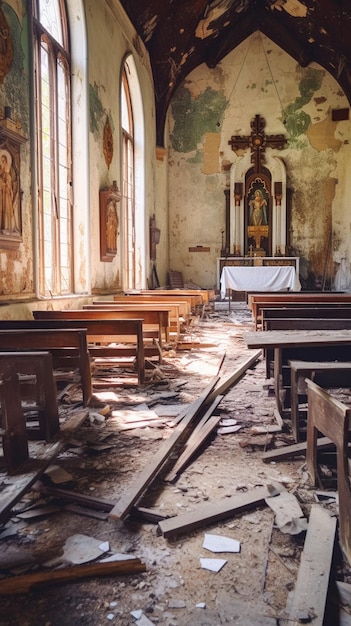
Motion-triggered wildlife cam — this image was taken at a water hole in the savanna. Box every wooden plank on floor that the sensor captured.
[0,409,89,522]
[0,558,146,595]
[165,395,223,482]
[108,376,220,521]
[285,504,336,626]
[261,437,332,463]
[205,349,262,405]
[158,485,281,538]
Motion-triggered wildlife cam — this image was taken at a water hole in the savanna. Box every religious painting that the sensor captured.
[246,176,271,256]
[99,181,120,262]
[0,131,24,250]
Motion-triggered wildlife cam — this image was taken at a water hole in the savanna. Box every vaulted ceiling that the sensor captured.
[118,0,351,146]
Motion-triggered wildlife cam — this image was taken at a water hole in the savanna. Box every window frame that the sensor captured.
[32,0,73,297]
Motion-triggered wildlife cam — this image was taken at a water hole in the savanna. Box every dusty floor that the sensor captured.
[0,302,349,625]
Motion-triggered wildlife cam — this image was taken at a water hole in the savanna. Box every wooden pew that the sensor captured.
[244,329,351,421]
[261,305,351,330]
[0,351,59,441]
[306,379,351,564]
[82,304,173,344]
[0,366,28,474]
[247,290,349,311]
[264,318,351,331]
[30,315,147,384]
[111,295,191,324]
[289,360,351,442]
[262,305,351,318]
[0,328,92,407]
[249,293,351,329]
[140,288,209,314]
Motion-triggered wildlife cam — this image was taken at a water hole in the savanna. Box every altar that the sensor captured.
[220,265,301,300]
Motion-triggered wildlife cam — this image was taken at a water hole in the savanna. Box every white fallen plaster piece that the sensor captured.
[200,558,227,572]
[203,533,240,553]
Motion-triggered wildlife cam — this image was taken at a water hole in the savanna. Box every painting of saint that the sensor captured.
[0,150,19,233]
[106,200,118,252]
[249,188,268,226]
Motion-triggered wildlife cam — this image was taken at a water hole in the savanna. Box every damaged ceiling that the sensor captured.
[117,0,351,146]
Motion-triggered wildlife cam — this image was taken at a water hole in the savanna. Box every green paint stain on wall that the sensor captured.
[89,82,105,134]
[2,5,29,135]
[170,86,227,153]
[284,67,324,143]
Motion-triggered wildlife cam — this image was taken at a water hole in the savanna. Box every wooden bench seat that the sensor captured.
[30,315,147,384]
[244,329,351,422]
[262,305,351,319]
[306,379,351,565]
[0,366,28,475]
[140,288,212,314]
[247,290,350,308]
[264,317,351,331]
[0,351,59,442]
[82,304,173,344]
[112,295,191,324]
[289,360,351,442]
[249,294,351,330]
[0,328,92,407]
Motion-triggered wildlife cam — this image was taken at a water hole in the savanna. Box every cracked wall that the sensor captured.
[167,31,351,290]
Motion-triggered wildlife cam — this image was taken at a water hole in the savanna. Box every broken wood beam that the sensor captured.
[164,395,223,482]
[261,436,332,463]
[0,558,146,595]
[205,349,262,405]
[285,504,336,626]
[36,485,168,523]
[0,410,89,523]
[108,376,220,521]
[158,484,281,538]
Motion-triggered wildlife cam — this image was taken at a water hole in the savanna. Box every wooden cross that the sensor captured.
[228,114,287,173]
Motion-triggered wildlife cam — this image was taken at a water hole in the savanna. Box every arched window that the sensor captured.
[33,0,72,296]
[121,64,135,289]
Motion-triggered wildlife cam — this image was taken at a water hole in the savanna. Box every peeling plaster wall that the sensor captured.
[0,0,159,320]
[167,32,351,290]
[0,2,32,298]
[86,1,157,293]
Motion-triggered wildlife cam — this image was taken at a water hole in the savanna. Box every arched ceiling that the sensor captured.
[118,0,351,146]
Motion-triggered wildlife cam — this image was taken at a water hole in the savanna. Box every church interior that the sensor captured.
[1,0,351,624]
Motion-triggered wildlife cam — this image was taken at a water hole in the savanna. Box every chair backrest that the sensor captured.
[169,269,184,289]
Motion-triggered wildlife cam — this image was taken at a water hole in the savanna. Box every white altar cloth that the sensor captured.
[220,265,301,299]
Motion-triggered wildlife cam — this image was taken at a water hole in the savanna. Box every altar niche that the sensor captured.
[246,171,271,256]
[228,114,287,257]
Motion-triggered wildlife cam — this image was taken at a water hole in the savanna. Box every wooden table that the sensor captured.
[243,330,351,422]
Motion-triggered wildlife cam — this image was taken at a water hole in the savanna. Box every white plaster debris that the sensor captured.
[196,602,206,609]
[44,533,110,567]
[203,533,240,553]
[130,609,143,620]
[265,491,308,535]
[200,558,227,572]
[100,553,136,562]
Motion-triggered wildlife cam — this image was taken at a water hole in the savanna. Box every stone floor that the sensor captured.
[0,301,348,625]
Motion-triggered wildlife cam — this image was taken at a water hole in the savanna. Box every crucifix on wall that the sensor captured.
[228,115,287,256]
